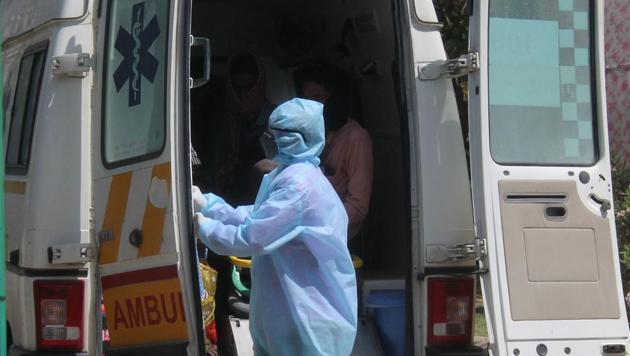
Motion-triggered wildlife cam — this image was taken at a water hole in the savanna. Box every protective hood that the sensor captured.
[269,98,325,165]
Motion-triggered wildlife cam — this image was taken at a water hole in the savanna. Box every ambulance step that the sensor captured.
[350,317,384,356]
[229,317,254,356]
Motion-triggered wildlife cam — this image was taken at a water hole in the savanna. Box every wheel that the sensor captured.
[228,290,250,319]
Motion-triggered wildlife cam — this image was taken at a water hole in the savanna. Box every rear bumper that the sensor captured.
[426,346,489,356]
[8,345,87,356]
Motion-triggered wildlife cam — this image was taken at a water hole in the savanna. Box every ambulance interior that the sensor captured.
[190,0,411,353]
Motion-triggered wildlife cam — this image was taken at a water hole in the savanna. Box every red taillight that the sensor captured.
[427,277,474,347]
[34,280,84,351]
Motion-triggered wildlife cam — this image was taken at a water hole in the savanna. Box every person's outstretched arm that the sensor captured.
[192,186,253,226]
[195,185,305,257]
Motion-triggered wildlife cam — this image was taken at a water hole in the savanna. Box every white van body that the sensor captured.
[3,0,203,354]
[469,1,630,355]
[2,0,627,355]
[3,1,97,354]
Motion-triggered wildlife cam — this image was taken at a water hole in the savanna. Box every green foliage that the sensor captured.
[613,158,630,283]
[433,0,470,126]
[433,0,469,59]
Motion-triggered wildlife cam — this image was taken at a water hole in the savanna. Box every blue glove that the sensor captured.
[195,212,236,253]
[194,213,214,243]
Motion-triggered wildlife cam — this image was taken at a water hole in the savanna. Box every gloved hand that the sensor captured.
[192,185,207,213]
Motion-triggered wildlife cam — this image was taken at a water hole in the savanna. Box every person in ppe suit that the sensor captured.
[192,98,358,356]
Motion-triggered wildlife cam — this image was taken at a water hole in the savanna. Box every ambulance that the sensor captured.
[2,0,629,355]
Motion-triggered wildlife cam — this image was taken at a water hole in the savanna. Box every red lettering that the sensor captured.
[178,292,186,322]
[111,291,186,330]
[161,293,179,323]
[144,295,161,325]
[113,301,129,330]
[126,297,146,328]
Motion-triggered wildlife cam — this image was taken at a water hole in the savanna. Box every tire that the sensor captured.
[7,323,12,351]
[228,290,250,319]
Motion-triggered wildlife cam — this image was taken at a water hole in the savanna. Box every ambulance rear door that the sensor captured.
[93,0,202,354]
[468,1,630,355]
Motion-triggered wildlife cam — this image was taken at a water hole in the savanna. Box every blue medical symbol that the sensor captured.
[113,2,160,107]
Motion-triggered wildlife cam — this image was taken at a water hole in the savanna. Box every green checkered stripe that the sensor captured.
[558,0,593,158]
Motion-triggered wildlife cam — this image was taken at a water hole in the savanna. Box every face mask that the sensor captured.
[259,132,278,159]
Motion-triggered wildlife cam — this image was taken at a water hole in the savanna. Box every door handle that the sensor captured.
[129,229,144,248]
[590,193,612,212]
[190,36,211,88]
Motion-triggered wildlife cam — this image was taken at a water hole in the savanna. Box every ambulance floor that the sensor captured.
[227,317,384,356]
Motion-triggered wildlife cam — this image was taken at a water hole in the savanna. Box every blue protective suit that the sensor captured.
[195,98,358,356]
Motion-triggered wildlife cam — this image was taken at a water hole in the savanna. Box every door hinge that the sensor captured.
[99,230,114,243]
[48,243,95,264]
[418,52,480,80]
[52,52,93,78]
[426,238,487,263]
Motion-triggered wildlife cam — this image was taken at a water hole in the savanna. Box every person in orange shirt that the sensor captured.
[297,64,373,239]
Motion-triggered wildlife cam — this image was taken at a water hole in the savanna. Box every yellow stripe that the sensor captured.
[4,181,26,195]
[99,173,133,264]
[138,163,171,257]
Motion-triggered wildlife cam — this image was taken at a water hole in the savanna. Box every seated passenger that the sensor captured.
[217,53,275,205]
[297,64,374,240]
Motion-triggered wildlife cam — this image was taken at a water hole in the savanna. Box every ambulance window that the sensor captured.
[2,87,8,133]
[6,45,47,175]
[2,72,12,129]
[102,0,169,167]
[488,0,597,165]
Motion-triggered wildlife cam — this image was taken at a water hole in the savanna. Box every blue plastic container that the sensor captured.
[366,290,406,356]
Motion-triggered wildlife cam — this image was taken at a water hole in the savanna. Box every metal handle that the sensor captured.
[590,193,612,212]
[191,36,211,89]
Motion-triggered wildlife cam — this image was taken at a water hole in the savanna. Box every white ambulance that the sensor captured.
[2,0,628,355]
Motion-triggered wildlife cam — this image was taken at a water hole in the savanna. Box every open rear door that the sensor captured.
[93,0,202,354]
[468,1,630,355]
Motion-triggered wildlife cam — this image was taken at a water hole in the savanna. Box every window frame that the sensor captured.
[486,0,600,167]
[100,0,170,169]
[5,41,49,176]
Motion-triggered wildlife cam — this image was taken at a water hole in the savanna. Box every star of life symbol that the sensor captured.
[113,2,160,107]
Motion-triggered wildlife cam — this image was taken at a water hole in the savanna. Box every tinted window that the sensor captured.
[2,72,12,130]
[6,45,47,175]
[488,0,596,165]
[102,0,170,167]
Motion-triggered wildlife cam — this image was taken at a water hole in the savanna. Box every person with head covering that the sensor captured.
[192,98,358,356]
[192,53,276,354]
[296,63,374,240]
[220,53,276,205]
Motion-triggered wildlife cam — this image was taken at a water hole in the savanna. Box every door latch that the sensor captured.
[52,53,93,78]
[590,193,612,212]
[418,52,480,80]
[426,238,487,263]
[48,243,95,264]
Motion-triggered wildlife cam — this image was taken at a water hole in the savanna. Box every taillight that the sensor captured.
[34,280,84,351]
[427,277,474,347]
